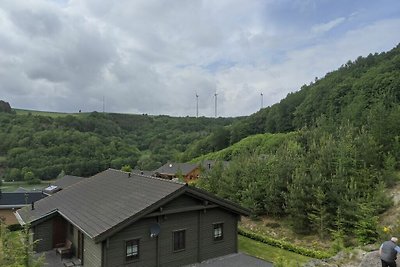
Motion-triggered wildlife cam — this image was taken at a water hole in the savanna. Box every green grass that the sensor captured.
[0,181,51,192]
[14,108,88,118]
[239,235,312,266]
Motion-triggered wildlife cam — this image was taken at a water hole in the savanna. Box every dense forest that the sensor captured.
[0,109,236,180]
[196,44,400,244]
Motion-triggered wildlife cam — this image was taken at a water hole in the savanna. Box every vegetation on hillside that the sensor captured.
[183,43,400,159]
[196,44,400,245]
[0,110,235,180]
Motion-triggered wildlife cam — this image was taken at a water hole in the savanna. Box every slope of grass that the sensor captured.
[0,181,50,192]
[193,132,298,161]
[239,235,311,266]
[14,109,87,117]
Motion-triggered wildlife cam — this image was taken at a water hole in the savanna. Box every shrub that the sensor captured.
[238,227,332,259]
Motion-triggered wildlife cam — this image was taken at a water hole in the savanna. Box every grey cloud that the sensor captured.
[0,0,399,116]
[10,9,62,38]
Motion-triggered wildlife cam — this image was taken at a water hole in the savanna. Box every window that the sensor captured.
[213,223,223,241]
[173,230,186,251]
[126,239,139,261]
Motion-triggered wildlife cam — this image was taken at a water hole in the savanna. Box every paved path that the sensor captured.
[185,253,273,267]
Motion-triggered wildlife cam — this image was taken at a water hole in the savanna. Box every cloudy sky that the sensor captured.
[1,0,399,117]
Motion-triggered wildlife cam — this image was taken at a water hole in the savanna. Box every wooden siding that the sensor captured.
[183,168,200,183]
[84,234,102,267]
[106,217,158,267]
[158,211,198,267]
[199,208,237,261]
[33,218,53,252]
[103,193,238,267]
[66,222,79,256]
[162,194,201,210]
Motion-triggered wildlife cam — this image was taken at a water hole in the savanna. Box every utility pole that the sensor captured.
[214,92,218,118]
[196,93,199,118]
[260,93,263,110]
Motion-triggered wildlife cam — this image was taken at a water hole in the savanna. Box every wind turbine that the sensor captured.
[214,92,218,118]
[196,93,199,118]
[260,93,264,110]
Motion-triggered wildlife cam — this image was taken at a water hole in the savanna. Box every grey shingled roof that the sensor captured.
[52,175,85,189]
[154,162,199,175]
[0,192,46,208]
[17,169,185,240]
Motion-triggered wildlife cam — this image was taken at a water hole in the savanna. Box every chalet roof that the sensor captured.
[0,192,46,208]
[43,175,85,195]
[17,169,250,242]
[154,162,199,176]
[131,169,155,176]
[52,175,85,189]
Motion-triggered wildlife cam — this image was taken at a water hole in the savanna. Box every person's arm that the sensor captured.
[379,244,383,256]
[395,245,400,253]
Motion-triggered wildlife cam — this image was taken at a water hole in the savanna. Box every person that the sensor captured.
[380,237,400,267]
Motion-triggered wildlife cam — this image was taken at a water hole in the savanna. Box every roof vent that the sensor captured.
[169,164,173,168]
[31,202,35,210]
[128,173,131,177]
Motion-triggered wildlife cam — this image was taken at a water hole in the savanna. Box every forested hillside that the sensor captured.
[182,43,400,160]
[195,43,400,244]
[0,108,236,180]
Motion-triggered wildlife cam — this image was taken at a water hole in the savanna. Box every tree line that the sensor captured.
[0,110,234,181]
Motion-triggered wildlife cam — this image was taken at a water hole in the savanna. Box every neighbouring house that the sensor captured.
[16,169,250,267]
[154,162,200,183]
[43,175,85,195]
[131,169,155,176]
[0,191,46,225]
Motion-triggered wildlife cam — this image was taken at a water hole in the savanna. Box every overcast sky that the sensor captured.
[1,0,399,117]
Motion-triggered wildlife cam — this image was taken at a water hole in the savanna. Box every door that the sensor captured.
[52,216,67,247]
[77,230,84,264]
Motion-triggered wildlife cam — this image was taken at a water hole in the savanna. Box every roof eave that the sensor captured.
[185,187,251,216]
[94,185,250,243]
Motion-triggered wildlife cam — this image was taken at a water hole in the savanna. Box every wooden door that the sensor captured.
[52,216,67,247]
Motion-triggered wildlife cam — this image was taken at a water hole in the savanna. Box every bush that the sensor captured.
[7,224,23,232]
[238,227,332,259]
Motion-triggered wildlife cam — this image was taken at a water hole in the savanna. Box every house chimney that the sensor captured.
[208,163,211,170]
[31,202,35,210]
[128,173,131,177]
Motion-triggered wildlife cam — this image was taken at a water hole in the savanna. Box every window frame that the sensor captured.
[125,238,140,262]
[172,229,186,252]
[213,222,224,242]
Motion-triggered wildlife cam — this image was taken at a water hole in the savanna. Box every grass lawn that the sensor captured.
[0,181,51,192]
[14,108,88,118]
[239,235,312,266]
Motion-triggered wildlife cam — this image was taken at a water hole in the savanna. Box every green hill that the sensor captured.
[194,44,400,243]
[182,43,400,160]
[0,109,236,180]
